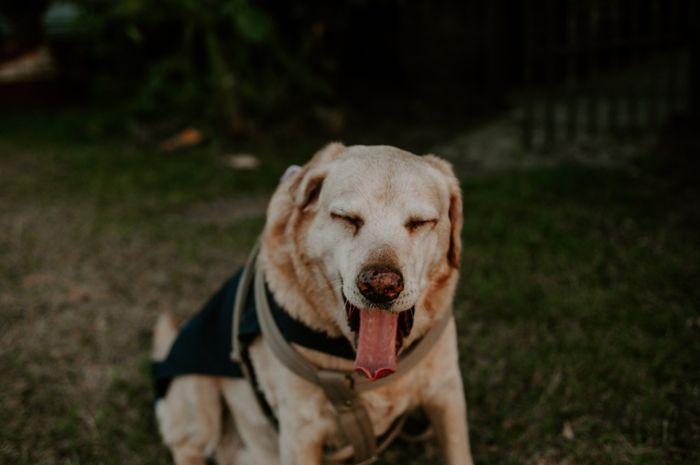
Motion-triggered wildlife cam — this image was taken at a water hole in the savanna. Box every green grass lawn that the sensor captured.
[0,111,698,465]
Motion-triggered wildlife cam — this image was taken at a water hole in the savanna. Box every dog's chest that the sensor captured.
[251,340,424,435]
[361,386,417,434]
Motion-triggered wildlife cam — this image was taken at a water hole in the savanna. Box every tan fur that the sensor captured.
[154,144,474,465]
[152,311,178,361]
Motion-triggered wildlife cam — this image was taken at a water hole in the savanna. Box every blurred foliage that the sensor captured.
[38,0,373,131]
[2,0,515,133]
[0,0,50,49]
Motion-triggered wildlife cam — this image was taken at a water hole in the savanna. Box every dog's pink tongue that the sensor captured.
[354,309,398,381]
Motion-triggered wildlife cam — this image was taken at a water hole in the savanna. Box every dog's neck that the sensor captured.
[260,243,346,338]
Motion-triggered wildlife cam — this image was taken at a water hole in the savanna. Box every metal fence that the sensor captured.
[520,0,698,148]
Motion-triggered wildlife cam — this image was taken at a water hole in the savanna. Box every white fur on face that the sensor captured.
[302,145,454,337]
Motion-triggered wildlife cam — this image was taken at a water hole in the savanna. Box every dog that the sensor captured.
[152,143,473,465]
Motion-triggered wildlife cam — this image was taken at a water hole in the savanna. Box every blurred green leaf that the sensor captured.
[125,24,142,43]
[111,0,148,18]
[234,4,271,42]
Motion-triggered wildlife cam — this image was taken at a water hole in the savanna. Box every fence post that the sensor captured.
[607,0,621,135]
[649,0,662,128]
[586,0,600,137]
[690,0,700,116]
[522,0,535,149]
[627,0,641,132]
[543,0,557,146]
[566,1,580,141]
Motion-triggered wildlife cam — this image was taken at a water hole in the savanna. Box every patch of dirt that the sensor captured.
[180,194,270,226]
[0,199,251,465]
[432,113,658,177]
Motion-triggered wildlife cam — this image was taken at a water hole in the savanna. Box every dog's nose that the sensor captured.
[356,266,404,303]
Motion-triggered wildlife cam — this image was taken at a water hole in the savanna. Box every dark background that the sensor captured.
[1,2,699,465]
[2,0,695,137]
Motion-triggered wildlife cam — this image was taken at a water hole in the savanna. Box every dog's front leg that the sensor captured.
[277,414,328,465]
[278,427,323,465]
[423,373,474,465]
[276,394,330,465]
[421,320,474,465]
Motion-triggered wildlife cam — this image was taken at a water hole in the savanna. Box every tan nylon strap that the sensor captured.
[244,243,451,465]
[318,371,378,465]
[252,255,451,390]
[254,261,377,464]
[253,262,324,384]
[230,240,261,363]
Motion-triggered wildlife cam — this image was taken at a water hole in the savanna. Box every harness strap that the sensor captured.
[233,243,452,465]
[230,240,260,364]
[318,371,378,465]
[253,261,378,464]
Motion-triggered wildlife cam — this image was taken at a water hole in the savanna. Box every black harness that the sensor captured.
[152,268,356,399]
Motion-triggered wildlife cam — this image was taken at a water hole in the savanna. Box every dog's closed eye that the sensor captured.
[405,218,437,233]
[331,212,364,233]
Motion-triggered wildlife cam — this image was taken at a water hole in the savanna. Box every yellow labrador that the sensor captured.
[152,143,473,465]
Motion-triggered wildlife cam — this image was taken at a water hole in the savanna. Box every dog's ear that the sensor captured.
[295,172,325,210]
[289,143,345,210]
[424,154,463,269]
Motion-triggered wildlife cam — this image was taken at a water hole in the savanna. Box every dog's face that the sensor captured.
[268,144,462,380]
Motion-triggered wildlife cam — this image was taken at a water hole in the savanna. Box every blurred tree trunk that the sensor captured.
[181,20,195,86]
[203,20,238,128]
[691,1,699,116]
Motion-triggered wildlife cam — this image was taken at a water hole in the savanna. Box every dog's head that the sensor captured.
[263,143,462,380]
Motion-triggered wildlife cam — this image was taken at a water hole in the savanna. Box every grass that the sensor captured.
[0,110,698,465]
[457,160,700,464]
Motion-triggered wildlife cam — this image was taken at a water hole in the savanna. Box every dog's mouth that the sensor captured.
[343,293,415,381]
